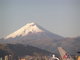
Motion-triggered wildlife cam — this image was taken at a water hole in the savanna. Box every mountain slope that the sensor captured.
[0,43,52,57]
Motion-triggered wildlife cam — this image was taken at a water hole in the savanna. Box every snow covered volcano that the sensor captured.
[1,22,80,55]
[4,22,63,40]
[2,22,64,50]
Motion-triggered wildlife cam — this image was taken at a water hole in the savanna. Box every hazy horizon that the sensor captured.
[0,0,80,38]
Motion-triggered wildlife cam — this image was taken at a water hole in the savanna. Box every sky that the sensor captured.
[0,0,80,38]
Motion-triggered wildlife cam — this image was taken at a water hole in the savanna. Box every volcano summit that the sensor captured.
[4,22,63,40]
